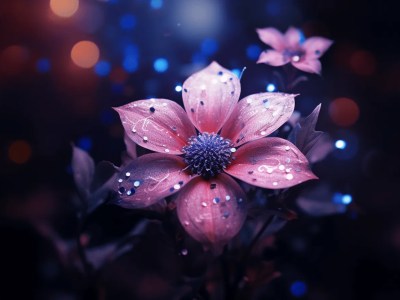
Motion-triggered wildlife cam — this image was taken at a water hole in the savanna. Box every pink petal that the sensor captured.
[284,27,302,48]
[176,174,247,254]
[256,50,289,66]
[256,27,285,51]
[114,99,196,154]
[114,153,193,208]
[182,62,241,133]
[225,137,317,189]
[292,59,322,74]
[302,37,333,59]
[220,92,296,147]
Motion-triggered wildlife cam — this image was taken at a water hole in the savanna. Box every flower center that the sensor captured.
[183,133,235,179]
[283,49,305,63]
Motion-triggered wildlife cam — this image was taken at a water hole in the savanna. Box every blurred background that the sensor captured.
[1,0,400,299]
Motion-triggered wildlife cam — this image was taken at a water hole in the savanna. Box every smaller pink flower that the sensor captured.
[256,27,333,74]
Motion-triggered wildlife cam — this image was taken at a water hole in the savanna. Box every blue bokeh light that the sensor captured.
[335,139,347,149]
[332,193,353,205]
[246,44,262,60]
[201,38,219,56]
[150,0,163,9]
[36,58,51,73]
[119,14,136,30]
[95,61,111,76]
[266,83,276,92]
[192,51,207,65]
[153,58,169,73]
[123,44,139,73]
[290,280,307,297]
[266,1,281,16]
[175,84,182,92]
[77,137,93,151]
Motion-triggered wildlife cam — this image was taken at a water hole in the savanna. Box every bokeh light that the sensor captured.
[8,140,32,164]
[266,83,276,92]
[174,84,182,92]
[36,58,51,73]
[50,0,79,18]
[201,38,219,56]
[150,0,163,9]
[290,280,307,297]
[71,41,100,68]
[119,14,136,30]
[153,58,168,73]
[95,60,111,76]
[350,50,376,76]
[335,139,347,150]
[246,44,262,60]
[332,193,353,205]
[329,97,360,127]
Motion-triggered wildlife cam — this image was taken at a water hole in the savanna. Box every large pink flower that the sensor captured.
[113,62,317,251]
[256,27,333,74]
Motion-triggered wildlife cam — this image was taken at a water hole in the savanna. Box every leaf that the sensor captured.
[288,104,333,163]
[121,132,137,166]
[71,145,95,198]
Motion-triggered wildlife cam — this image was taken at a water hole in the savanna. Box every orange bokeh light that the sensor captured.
[50,0,79,18]
[70,41,100,68]
[329,97,360,127]
[8,140,32,164]
[350,50,376,76]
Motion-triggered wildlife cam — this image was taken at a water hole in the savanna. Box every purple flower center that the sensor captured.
[183,133,234,179]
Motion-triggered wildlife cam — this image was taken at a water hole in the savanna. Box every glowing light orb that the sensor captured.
[36,58,51,73]
[266,83,276,92]
[342,194,352,205]
[50,0,79,18]
[150,0,163,9]
[335,139,347,149]
[8,140,32,164]
[71,41,100,68]
[175,85,182,92]
[153,58,168,73]
[290,281,307,297]
[329,97,360,127]
[95,61,111,76]
[246,44,262,60]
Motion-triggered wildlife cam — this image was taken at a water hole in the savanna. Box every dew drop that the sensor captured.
[132,128,137,133]
[225,195,231,201]
[143,136,148,142]
[267,167,273,174]
[278,165,285,171]
[260,131,267,136]
[164,148,170,153]
[125,172,131,177]
[286,173,294,180]
[201,202,207,207]
[222,211,230,219]
[149,107,155,113]
[230,147,237,153]
[174,184,181,190]
[285,146,290,151]
[272,182,278,186]
[134,180,141,187]
[213,197,220,204]
[126,188,135,196]
[118,186,126,194]
[117,178,123,183]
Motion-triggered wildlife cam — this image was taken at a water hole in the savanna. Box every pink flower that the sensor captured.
[114,62,317,252]
[256,27,333,74]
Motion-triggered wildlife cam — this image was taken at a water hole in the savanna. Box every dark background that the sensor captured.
[1,0,400,299]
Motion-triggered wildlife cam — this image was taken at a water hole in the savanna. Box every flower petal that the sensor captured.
[221,92,296,146]
[292,59,322,74]
[114,153,193,208]
[284,27,302,48]
[256,50,289,66]
[176,174,247,254]
[225,137,317,189]
[182,62,241,133]
[114,99,196,154]
[302,37,333,59]
[256,28,285,51]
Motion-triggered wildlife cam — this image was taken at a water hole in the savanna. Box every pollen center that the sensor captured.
[183,133,234,179]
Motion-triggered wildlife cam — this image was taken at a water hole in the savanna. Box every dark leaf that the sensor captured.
[288,104,333,163]
[71,145,95,198]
